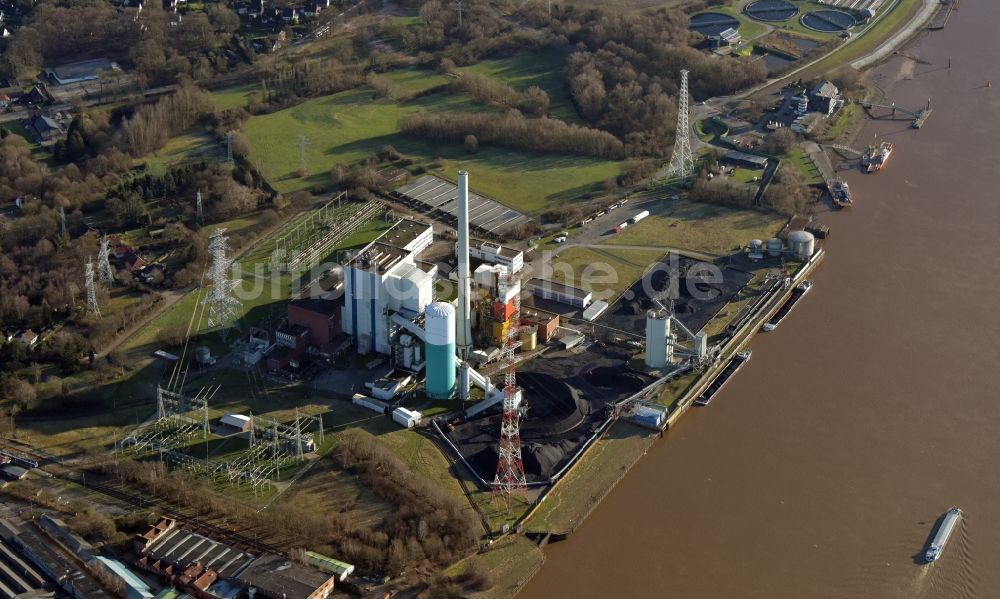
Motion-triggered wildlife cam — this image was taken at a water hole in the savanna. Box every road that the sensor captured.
[851,0,939,69]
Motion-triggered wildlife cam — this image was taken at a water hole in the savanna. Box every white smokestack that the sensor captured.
[456,171,473,361]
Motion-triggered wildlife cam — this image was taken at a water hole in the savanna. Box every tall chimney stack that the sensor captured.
[456,171,473,360]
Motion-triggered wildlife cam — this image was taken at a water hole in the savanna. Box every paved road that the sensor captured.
[851,0,938,69]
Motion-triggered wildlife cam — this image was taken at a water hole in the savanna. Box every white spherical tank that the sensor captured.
[424,302,457,399]
[767,237,783,257]
[788,230,815,259]
[645,309,671,369]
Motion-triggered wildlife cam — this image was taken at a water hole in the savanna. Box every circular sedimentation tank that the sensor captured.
[745,0,799,22]
[689,12,741,38]
[801,9,857,32]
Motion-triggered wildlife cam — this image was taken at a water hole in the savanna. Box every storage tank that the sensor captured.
[424,302,456,399]
[767,237,783,257]
[749,239,763,252]
[520,327,538,351]
[788,230,816,259]
[644,310,671,369]
[402,345,414,369]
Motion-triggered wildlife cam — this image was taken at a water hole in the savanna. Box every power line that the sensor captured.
[665,69,695,182]
[203,228,242,334]
[96,236,115,285]
[85,257,101,318]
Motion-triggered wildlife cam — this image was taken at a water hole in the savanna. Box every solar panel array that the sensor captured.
[393,175,532,235]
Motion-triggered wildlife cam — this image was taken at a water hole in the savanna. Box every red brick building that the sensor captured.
[287,298,342,350]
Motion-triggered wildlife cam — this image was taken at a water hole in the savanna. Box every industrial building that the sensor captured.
[89,557,154,599]
[44,58,120,85]
[526,278,593,308]
[342,218,435,355]
[286,298,342,350]
[721,150,768,170]
[468,240,524,273]
[236,554,336,599]
[809,80,842,116]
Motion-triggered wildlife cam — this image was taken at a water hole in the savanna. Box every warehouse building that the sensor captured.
[237,554,336,599]
[526,278,593,308]
[44,58,120,85]
[342,219,435,355]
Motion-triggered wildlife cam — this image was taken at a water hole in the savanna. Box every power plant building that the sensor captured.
[342,219,435,355]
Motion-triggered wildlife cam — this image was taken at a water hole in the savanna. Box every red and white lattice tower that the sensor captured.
[492,272,527,506]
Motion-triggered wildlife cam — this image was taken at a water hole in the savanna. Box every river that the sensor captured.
[521,3,1000,597]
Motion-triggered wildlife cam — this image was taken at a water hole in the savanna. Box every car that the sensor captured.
[554,236,568,244]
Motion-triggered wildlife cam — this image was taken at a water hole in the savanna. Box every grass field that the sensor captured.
[603,201,786,255]
[550,246,666,303]
[784,0,922,80]
[380,66,450,98]
[458,51,582,124]
[241,86,621,213]
[446,535,546,599]
[525,420,655,533]
[209,82,260,111]
[142,129,220,175]
[784,146,824,184]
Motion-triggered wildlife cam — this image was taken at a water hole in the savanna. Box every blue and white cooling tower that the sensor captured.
[424,301,457,399]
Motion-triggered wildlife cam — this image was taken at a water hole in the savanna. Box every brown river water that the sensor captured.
[521,3,1000,597]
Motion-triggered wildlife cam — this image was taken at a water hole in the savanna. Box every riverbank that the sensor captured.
[521,0,1000,596]
[463,250,825,598]
[475,0,941,595]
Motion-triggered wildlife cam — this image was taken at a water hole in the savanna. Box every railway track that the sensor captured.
[1,439,286,557]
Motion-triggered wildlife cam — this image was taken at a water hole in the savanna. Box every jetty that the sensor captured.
[928,0,958,30]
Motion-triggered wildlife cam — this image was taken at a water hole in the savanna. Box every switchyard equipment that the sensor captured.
[270,195,384,274]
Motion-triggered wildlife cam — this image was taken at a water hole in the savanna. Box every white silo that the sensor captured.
[424,302,457,399]
[645,309,671,369]
[767,237,783,257]
[788,230,816,259]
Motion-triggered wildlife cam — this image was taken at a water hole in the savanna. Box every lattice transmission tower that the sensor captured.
[664,69,695,181]
[97,236,114,285]
[203,228,242,332]
[493,272,527,507]
[85,257,101,317]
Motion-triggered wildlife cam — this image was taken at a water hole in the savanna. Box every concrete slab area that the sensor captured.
[394,175,532,235]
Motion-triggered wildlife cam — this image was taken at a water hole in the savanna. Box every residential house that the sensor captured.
[24,114,62,141]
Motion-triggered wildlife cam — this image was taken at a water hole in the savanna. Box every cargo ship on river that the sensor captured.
[762,281,813,332]
[694,349,752,407]
[925,507,962,563]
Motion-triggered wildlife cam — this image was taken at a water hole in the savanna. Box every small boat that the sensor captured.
[862,141,893,173]
[925,507,962,563]
[829,179,852,208]
[695,349,751,406]
[761,281,812,332]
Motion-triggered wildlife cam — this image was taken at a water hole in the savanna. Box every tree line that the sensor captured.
[400,109,626,159]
